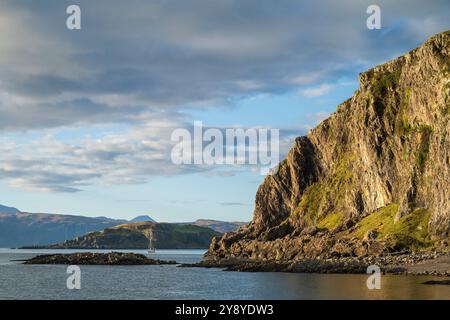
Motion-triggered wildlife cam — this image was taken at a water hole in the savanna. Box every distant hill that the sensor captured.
[130,215,156,223]
[0,203,244,248]
[0,204,20,214]
[0,211,127,247]
[26,222,221,249]
[188,219,247,233]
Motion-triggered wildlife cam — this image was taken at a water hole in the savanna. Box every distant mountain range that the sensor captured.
[130,215,156,223]
[0,204,246,247]
[0,204,19,214]
[0,210,128,248]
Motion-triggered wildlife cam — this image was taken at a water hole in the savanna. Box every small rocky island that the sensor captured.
[21,222,220,250]
[23,252,177,265]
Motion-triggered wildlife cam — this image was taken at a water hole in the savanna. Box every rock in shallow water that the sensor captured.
[22,252,177,265]
[422,280,450,285]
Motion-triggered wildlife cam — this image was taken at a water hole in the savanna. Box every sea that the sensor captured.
[0,248,449,300]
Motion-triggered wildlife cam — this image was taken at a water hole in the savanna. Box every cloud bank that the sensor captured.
[0,0,448,191]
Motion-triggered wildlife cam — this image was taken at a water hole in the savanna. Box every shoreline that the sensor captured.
[180,252,450,277]
[11,249,450,280]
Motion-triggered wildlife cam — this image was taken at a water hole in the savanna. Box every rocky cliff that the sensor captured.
[207,31,450,263]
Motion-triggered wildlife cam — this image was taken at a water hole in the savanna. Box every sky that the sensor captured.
[0,0,449,222]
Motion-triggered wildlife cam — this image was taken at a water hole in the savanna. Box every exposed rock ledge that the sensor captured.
[422,280,450,285]
[181,252,450,276]
[22,252,177,265]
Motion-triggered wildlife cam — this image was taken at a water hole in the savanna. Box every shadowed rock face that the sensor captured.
[208,31,450,262]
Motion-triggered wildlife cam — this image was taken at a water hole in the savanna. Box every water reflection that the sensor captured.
[0,249,449,299]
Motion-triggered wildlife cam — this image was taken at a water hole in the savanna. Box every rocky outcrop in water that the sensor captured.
[207,31,450,266]
[23,252,177,265]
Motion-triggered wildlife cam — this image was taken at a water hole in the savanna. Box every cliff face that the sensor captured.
[208,31,450,262]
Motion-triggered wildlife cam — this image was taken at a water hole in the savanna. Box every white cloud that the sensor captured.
[0,120,299,192]
[300,84,335,97]
[0,0,446,131]
[290,72,324,86]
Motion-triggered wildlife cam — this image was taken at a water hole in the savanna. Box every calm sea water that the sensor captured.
[0,248,449,300]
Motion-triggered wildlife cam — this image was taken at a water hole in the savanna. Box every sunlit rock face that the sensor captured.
[208,31,450,262]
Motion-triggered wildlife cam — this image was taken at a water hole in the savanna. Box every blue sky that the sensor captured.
[0,0,448,221]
